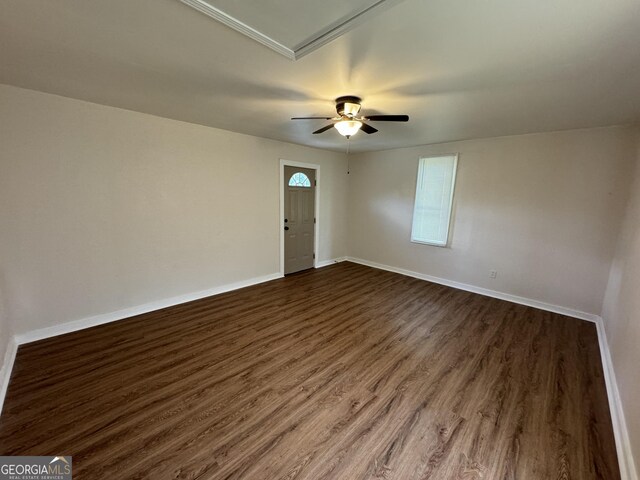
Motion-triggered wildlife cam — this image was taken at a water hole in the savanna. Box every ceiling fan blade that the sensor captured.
[360,122,378,134]
[365,115,409,122]
[291,116,334,120]
[312,124,335,134]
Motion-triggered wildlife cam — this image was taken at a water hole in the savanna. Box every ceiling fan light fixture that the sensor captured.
[334,120,362,137]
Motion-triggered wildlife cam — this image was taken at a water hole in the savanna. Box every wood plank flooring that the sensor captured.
[0,262,620,479]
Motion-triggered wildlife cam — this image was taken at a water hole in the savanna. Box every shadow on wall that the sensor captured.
[0,267,12,366]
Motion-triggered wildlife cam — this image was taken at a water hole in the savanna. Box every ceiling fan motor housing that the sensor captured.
[336,96,362,117]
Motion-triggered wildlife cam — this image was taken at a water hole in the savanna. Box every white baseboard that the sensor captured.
[346,257,600,323]
[316,257,347,268]
[0,337,18,415]
[596,318,639,480]
[15,272,282,346]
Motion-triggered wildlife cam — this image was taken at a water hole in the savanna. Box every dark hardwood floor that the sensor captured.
[0,262,619,479]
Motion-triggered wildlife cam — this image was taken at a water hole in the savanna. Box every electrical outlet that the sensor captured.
[489,270,498,279]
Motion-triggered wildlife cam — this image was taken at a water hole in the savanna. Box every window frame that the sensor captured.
[410,153,459,248]
[288,171,312,187]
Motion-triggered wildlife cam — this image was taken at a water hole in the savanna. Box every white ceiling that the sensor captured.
[1,0,639,153]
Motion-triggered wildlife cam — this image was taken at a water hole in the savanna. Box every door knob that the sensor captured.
[284,226,289,231]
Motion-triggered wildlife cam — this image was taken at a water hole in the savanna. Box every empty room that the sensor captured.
[0,0,639,479]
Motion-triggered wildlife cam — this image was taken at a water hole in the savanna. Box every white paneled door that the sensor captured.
[284,166,316,274]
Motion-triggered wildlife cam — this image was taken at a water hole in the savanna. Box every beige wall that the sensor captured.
[603,130,640,474]
[347,127,637,314]
[0,85,348,344]
[1,84,639,467]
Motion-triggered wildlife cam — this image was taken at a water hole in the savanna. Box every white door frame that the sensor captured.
[280,159,320,276]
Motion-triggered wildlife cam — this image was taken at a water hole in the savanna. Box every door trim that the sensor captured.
[280,159,320,276]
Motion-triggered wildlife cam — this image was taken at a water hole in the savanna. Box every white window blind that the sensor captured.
[411,154,458,246]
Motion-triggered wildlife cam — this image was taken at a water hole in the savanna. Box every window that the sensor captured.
[411,154,458,246]
[288,172,311,187]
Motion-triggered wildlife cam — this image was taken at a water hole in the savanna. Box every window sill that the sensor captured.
[411,239,449,248]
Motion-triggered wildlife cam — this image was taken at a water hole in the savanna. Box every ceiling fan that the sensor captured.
[291,96,409,138]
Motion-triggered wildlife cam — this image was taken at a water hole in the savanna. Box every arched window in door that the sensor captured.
[288,172,311,187]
